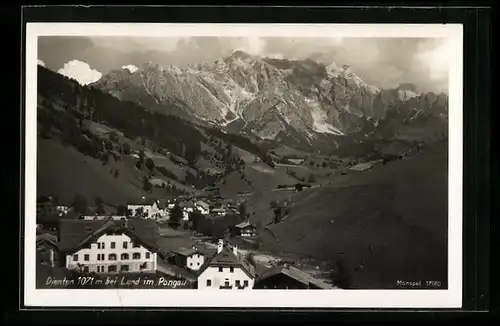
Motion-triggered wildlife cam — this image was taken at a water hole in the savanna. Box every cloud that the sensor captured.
[39,36,451,93]
[122,64,138,73]
[58,59,102,85]
[37,59,45,67]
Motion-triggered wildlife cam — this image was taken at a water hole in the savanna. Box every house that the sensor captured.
[211,207,226,217]
[197,239,255,290]
[127,198,165,220]
[56,205,70,217]
[58,218,160,274]
[170,246,206,271]
[36,234,59,267]
[179,202,195,221]
[81,215,127,221]
[254,264,332,289]
[231,221,257,237]
[195,200,210,215]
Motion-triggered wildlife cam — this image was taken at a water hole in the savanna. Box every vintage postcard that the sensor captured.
[24,23,463,308]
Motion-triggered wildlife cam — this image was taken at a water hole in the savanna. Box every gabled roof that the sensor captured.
[171,247,203,257]
[198,245,255,279]
[256,265,332,289]
[36,234,59,250]
[59,218,160,255]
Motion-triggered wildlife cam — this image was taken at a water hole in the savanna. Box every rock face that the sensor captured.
[92,50,448,151]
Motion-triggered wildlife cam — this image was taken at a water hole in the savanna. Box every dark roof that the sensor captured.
[256,265,332,289]
[171,247,202,257]
[36,234,59,250]
[198,245,255,279]
[59,218,160,254]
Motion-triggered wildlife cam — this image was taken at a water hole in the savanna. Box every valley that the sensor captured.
[35,52,449,289]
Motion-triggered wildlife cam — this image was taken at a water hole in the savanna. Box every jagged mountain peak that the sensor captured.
[92,53,448,151]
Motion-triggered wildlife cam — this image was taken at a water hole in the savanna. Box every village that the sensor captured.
[36,194,335,290]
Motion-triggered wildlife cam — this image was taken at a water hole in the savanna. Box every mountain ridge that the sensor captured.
[91,50,448,152]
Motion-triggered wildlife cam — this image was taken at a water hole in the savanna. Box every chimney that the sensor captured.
[232,244,238,257]
[217,239,224,254]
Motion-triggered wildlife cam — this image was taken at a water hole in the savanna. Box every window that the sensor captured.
[206,279,212,287]
[123,241,128,249]
[97,266,101,272]
[84,254,89,261]
[224,280,230,287]
[189,262,192,267]
[83,266,89,273]
[108,265,117,273]
[145,252,150,259]
[120,265,129,272]
[133,242,140,248]
[100,254,105,260]
[73,255,78,261]
[111,242,116,249]
[236,280,241,287]
[133,253,141,260]
[97,243,101,249]
[218,267,223,272]
[230,267,234,273]
[244,280,248,287]
[197,262,200,266]
[109,253,117,261]
[97,254,101,261]
[121,253,129,260]
[102,243,105,249]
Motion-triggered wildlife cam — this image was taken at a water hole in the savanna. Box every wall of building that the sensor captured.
[197,266,254,290]
[65,233,157,274]
[186,253,205,271]
[254,274,309,289]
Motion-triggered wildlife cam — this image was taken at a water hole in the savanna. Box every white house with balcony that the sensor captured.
[58,218,160,274]
[197,239,255,290]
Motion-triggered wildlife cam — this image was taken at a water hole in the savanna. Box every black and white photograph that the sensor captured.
[24,23,463,308]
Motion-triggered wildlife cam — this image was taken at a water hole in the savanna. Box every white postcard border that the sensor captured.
[24,23,463,308]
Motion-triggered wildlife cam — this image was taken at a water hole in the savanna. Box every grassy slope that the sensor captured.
[257,140,448,289]
[36,137,167,205]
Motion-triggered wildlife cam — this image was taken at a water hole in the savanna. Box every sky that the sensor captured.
[38,36,451,93]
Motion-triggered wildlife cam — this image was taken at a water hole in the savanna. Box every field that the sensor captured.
[251,140,448,289]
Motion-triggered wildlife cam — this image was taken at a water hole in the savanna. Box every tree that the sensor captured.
[322,161,327,168]
[145,158,155,172]
[294,183,303,192]
[117,205,127,216]
[134,207,144,219]
[95,196,105,215]
[72,195,88,215]
[142,176,152,192]
[188,209,203,230]
[122,143,131,155]
[169,205,183,223]
[309,160,314,167]
[331,258,352,289]
[238,203,247,220]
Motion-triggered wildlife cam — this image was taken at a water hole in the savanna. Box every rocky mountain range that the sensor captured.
[92,50,448,152]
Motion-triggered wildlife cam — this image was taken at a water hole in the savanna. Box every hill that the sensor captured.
[256,140,448,289]
[36,65,296,204]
